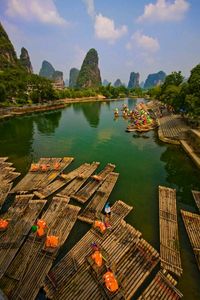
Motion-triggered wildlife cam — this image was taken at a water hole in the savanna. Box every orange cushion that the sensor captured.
[0,219,9,229]
[45,236,59,248]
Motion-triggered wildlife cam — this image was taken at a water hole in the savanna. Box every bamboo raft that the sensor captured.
[34,163,90,199]
[159,186,182,277]
[44,206,159,300]
[181,210,200,271]
[0,195,46,279]
[57,162,100,198]
[43,200,137,299]
[137,270,183,299]
[78,172,119,224]
[192,190,200,213]
[0,157,21,209]
[72,163,116,203]
[1,196,81,300]
[11,157,74,194]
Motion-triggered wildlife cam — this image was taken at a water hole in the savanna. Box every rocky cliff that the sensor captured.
[69,68,79,87]
[19,47,33,73]
[0,22,19,70]
[39,60,55,79]
[76,48,102,88]
[102,79,109,86]
[144,71,166,89]
[114,79,123,87]
[128,72,140,89]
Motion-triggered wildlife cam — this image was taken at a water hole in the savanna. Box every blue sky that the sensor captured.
[0,0,200,84]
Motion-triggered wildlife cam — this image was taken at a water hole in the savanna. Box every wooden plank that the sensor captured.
[192,190,200,213]
[11,157,74,193]
[181,210,200,271]
[137,270,183,300]
[0,182,13,209]
[0,199,46,279]
[78,172,119,223]
[159,186,182,277]
[57,162,100,198]
[72,163,116,203]
[34,163,89,199]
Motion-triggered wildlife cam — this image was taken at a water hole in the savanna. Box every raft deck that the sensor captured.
[78,172,119,224]
[44,202,159,300]
[72,163,116,203]
[57,162,100,198]
[1,196,81,300]
[137,270,183,300]
[159,186,182,277]
[192,190,200,213]
[11,157,74,194]
[0,196,46,279]
[0,158,21,209]
[34,163,89,199]
[181,210,200,271]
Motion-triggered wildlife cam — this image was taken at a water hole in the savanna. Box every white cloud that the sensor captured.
[95,14,127,43]
[137,0,190,22]
[127,31,160,53]
[6,0,68,26]
[83,0,95,18]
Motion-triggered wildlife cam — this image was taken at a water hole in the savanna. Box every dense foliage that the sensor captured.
[148,65,200,118]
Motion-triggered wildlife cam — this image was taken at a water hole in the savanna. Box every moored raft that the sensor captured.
[44,202,159,300]
[78,172,119,223]
[11,157,74,194]
[192,190,200,213]
[34,163,89,199]
[43,200,133,299]
[181,210,200,271]
[159,186,182,277]
[1,196,81,300]
[137,270,183,300]
[72,163,116,203]
[0,195,46,279]
[56,162,100,198]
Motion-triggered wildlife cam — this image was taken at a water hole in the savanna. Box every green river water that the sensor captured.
[0,98,199,299]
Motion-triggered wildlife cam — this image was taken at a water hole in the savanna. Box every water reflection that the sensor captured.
[160,144,200,205]
[34,110,62,135]
[0,117,34,171]
[72,102,101,127]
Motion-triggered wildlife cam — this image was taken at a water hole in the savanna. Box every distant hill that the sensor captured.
[39,60,55,79]
[128,72,140,89]
[19,47,33,74]
[102,79,110,86]
[69,68,79,87]
[114,79,123,87]
[0,22,21,70]
[76,48,102,88]
[144,71,166,89]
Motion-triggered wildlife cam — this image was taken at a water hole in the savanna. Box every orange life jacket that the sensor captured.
[45,236,59,248]
[91,250,103,267]
[103,271,119,292]
[37,226,45,237]
[37,219,47,228]
[0,219,9,230]
[41,164,49,172]
[53,162,60,170]
[30,164,39,172]
[94,220,106,233]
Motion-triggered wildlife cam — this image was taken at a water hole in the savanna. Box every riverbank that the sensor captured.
[0,95,108,121]
[147,100,200,169]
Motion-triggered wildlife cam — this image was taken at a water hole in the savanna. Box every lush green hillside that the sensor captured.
[76,48,102,88]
